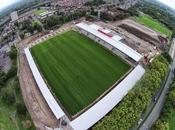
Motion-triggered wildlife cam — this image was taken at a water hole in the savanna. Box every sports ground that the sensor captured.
[34,9,47,15]
[135,15,172,38]
[31,31,130,116]
[169,111,175,130]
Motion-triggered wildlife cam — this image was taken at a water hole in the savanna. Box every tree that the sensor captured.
[43,16,61,29]
[85,0,105,6]
[1,87,15,104]
[168,88,175,107]
[0,70,6,85]
[172,28,175,38]
[33,21,43,32]
[162,52,172,63]
[0,26,4,33]
[13,77,20,92]
[100,12,112,21]
[19,32,25,39]
[14,21,19,28]
[20,20,34,34]
[6,65,17,79]
[128,7,139,16]
[8,45,17,60]
[152,119,169,130]
[16,101,27,115]
[0,84,2,89]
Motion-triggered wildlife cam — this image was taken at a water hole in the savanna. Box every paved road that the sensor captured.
[139,60,175,130]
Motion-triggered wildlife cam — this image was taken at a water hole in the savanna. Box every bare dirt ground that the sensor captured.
[95,21,159,58]
[121,19,158,36]
[18,37,59,130]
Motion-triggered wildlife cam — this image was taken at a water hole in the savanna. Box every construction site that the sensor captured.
[95,18,169,64]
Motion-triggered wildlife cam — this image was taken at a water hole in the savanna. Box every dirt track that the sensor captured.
[118,23,159,45]
[18,38,59,130]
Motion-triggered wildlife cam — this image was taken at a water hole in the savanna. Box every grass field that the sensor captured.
[0,102,16,130]
[34,9,47,15]
[31,31,130,115]
[169,111,175,130]
[0,79,35,130]
[0,103,35,130]
[135,15,172,38]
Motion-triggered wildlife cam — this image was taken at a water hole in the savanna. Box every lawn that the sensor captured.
[169,111,175,130]
[34,9,47,15]
[0,78,35,130]
[135,15,172,38]
[0,102,16,130]
[31,31,131,115]
[0,102,35,130]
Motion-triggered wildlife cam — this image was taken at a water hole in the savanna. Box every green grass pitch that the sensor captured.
[34,9,47,15]
[135,15,172,38]
[31,31,131,115]
[169,111,175,130]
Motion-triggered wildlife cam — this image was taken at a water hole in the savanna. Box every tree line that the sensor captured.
[152,78,175,130]
[43,11,86,30]
[0,46,27,117]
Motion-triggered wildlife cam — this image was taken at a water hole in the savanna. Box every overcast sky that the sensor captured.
[0,0,20,10]
[0,0,175,11]
[158,0,175,9]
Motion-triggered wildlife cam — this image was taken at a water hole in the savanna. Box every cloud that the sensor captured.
[158,0,175,9]
[0,0,20,10]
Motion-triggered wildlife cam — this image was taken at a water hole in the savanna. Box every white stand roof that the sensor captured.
[25,48,65,119]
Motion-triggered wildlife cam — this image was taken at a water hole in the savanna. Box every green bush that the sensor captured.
[85,0,105,6]
[0,84,3,90]
[152,119,169,130]
[162,52,172,64]
[9,46,17,60]
[6,65,17,79]
[13,77,20,92]
[16,101,27,115]
[32,21,43,32]
[152,82,175,129]
[1,87,15,104]
[20,20,34,34]
[128,7,139,16]
[19,32,25,39]
[0,70,6,85]
[43,16,61,29]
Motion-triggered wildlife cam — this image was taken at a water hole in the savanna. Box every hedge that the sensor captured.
[152,81,175,130]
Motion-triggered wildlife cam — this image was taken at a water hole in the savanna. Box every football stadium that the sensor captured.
[24,22,145,130]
